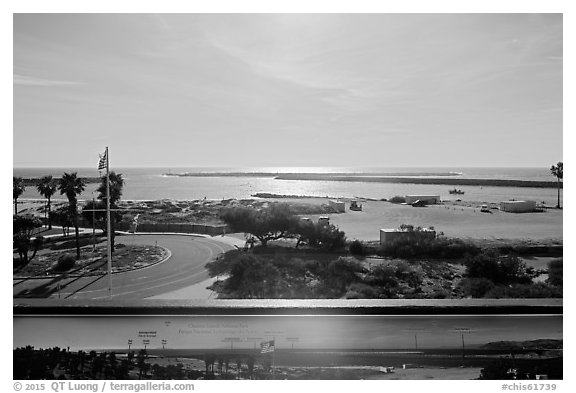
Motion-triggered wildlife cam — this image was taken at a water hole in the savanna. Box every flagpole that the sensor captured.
[105,146,112,298]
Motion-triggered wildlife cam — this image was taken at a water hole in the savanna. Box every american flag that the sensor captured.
[260,340,275,354]
[98,150,107,170]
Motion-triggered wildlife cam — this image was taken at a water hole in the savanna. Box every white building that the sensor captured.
[405,195,441,204]
[499,200,536,213]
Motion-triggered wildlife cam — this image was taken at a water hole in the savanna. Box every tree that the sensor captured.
[13,177,26,216]
[550,161,563,208]
[36,175,57,229]
[96,171,124,252]
[221,203,300,247]
[13,215,44,268]
[58,172,86,259]
[296,221,347,251]
[50,206,73,237]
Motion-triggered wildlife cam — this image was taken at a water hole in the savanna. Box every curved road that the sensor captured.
[13,234,237,301]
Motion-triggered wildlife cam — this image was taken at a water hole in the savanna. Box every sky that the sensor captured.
[13,315,563,351]
[13,14,562,168]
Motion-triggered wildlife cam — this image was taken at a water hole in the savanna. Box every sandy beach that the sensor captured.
[365,366,482,380]
[279,198,562,242]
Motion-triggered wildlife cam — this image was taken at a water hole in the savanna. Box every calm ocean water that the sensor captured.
[13,167,561,205]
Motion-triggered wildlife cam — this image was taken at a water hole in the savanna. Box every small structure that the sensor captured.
[379,366,394,374]
[379,228,436,245]
[328,200,346,213]
[350,200,363,211]
[499,200,536,213]
[405,195,440,205]
[318,217,330,225]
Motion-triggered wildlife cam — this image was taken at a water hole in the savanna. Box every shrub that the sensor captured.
[55,254,76,271]
[368,264,399,288]
[485,283,563,298]
[345,283,379,299]
[458,277,496,298]
[430,288,450,299]
[297,221,347,251]
[465,251,533,285]
[547,258,563,286]
[388,196,406,204]
[349,240,365,256]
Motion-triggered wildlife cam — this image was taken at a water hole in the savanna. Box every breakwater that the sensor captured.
[274,174,561,188]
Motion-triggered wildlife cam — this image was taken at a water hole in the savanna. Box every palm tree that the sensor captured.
[58,172,86,259]
[13,177,26,216]
[550,162,563,208]
[36,175,57,229]
[96,171,124,252]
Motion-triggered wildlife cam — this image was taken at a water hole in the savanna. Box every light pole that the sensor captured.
[453,328,474,366]
[405,327,430,352]
[286,337,299,350]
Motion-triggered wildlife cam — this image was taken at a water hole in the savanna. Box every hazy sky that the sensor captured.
[13,315,562,350]
[13,14,562,168]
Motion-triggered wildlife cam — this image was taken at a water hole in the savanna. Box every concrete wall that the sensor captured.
[380,229,437,245]
[78,220,229,236]
[500,200,536,213]
[134,222,229,235]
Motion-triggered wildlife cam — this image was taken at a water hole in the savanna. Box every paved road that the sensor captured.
[13,234,236,301]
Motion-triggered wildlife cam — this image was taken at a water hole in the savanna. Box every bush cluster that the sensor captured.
[547,258,563,286]
[349,239,365,256]
[388,196,406,204]
[457,251,561,298]
[55,253,76,271]
[206,248,427,299]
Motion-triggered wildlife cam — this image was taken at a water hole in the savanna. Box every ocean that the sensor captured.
[13,167,561,206]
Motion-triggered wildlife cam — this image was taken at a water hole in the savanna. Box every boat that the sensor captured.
[350,200,363,211]
[449,189,465,194]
